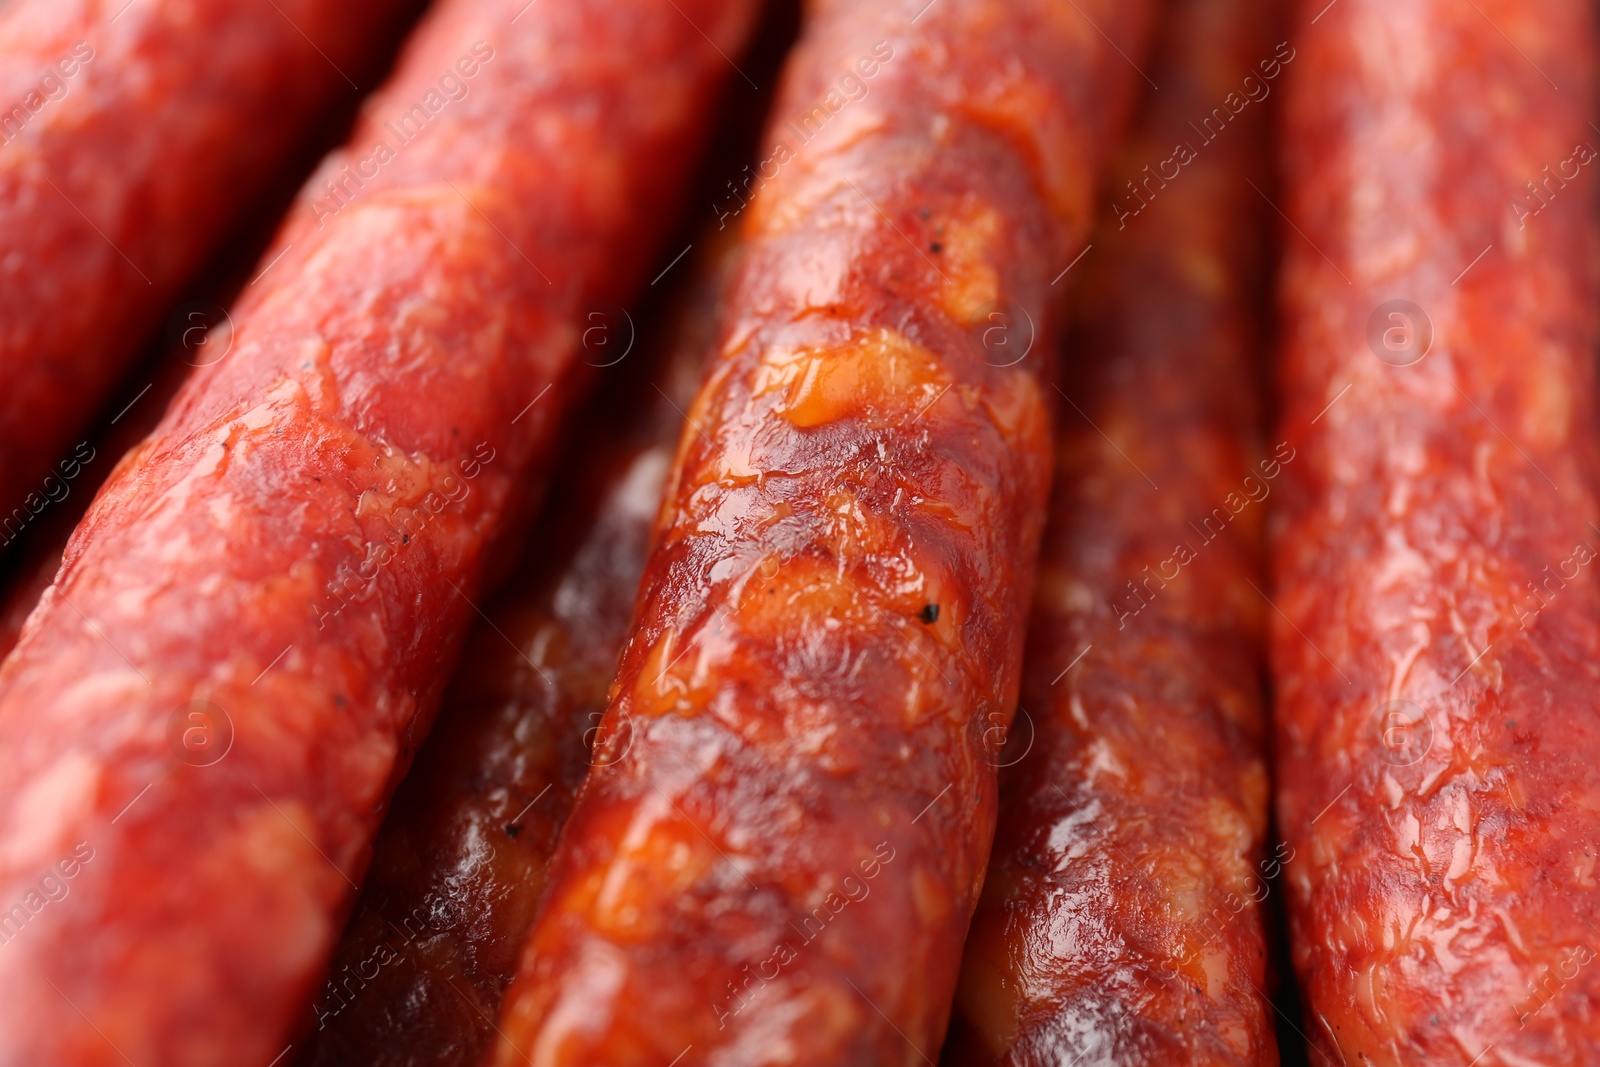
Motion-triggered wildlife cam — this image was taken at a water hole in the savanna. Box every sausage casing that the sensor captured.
[944,0,1284,1062]
[489,1,1156,1063]
[1272,0,1600,1062]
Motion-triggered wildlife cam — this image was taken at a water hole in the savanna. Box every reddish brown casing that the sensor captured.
[487,1,1156,1063]
[1272,0,1600,1062]
[0,0,421,524]
[943,0,1284,1062]
[294,237,738,1067]
[0,0,758,1064]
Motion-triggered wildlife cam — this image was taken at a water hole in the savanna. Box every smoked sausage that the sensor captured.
[943,0,1285,1062]
[1271,0,1600,1062]
[488,0,1156,1062]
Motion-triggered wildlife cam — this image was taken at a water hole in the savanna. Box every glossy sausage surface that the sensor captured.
[0,0,757,1063]
[944,0,1284,1062]
[489,1,1155,1063]
[1272,0,1600,1062]
[0,0,420,524]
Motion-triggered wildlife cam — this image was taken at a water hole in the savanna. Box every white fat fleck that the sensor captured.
[1370,527,1432,622]
[1043,1003,1121,1067]
[1379,772,1404,809]
[611,448,672,523]
[1347,3,1441,282]
[1045,797,1105,869]
[721,986,823,1062]
[1083,737,1127,783]
[1496,907,1529,955]
[50,670,153,737]
[1,750,101,871]
[529,940,629,1064]
[234,398,281,433]
[1444,832,1475,886]
[1383,621,1431,705]
[592,788,677,922]
[1062,580,1093,614]
[1496,1046,1560,1067]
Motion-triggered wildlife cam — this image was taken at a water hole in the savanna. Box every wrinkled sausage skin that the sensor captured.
[943,0,1283,1063]
[294,238,736,1067]
[1272,0,1600,1063]
[0,0,758,1064]
[488,1,1155,1064]
[0,0,420,526]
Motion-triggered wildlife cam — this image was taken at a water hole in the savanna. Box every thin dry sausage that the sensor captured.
[943,0,1284,1061]
[1272,0,1600,1061]
[488,0,1155,1062]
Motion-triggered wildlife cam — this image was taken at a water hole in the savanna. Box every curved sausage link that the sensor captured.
[0,0,420,525]
[0,0,759,1064]
[943,0,1284,1063]
[294,237,738,1067]
[488,1,1156,1063]
[1272,0,1600,1062]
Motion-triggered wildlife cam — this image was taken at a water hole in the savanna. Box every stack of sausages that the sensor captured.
[0,0,1594,1063]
